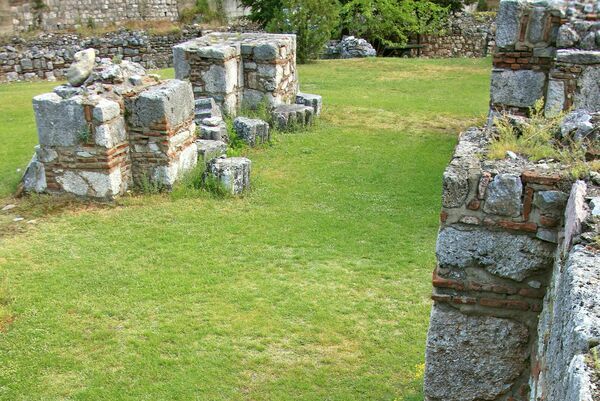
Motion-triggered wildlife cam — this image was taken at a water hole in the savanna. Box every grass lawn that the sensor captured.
[0,57,491,400]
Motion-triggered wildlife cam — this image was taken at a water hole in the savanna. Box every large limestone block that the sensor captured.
[55,169,123,198]
[173,44,191,80]
[490,69,547,108]
[424,305,529,401]
[32,93,87,147]
[151,143,198,187]
[94,117,127,148]
[436,227,555,281]
[129,80,194,129]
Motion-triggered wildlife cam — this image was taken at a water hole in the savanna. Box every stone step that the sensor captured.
[196,139,227,164]
[296,92,322,116]
[233,117,269,147]
[271,104,314,130]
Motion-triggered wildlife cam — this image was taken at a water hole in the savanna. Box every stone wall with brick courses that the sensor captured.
[174,32,298,115]
[27,61,198,199]
[424,120,600,401]
[424,126,575,401]
[0,26,202,82]
[490,0,600,116]
[416,13,496,58]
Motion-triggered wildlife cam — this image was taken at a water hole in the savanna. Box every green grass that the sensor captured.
[0,57,491,400]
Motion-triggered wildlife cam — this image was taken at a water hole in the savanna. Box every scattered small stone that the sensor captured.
[13,217,24,222]
[506,150,518,160]
[590,197,600,216]
[26,220,37,224]
[1,204,16,212]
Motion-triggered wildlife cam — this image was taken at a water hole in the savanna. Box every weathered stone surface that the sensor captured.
[556,49,600,64]
[533,190,569,217]
[528,7,547,44]
[563,180,588,254]
[483,174,523,217]
[92,98,121,123]
[296,92,322,116]
[196,140,227,163]
[65,48,96,87]
[129,79,194,129]
[271,104,314,130]
[496,0,522,48]
[22,154,46,193]
[534,245,600,401]
[200,122,229,142]
[233,117,270,146]
[94,118,127,148]
[545,79,566,116]
[557,25,580,48]
[206,156,251,195]
[56,171,89,196]
[173,43,191,80]
[573,66,600,112]
[590,197,600,216]
[424,305,529,401]
[32,93,87,147]
[80,170,122,198]
[53,84,82,99]
[442,166,469,208]
[490,69,546,108]
[152,143,198,187]
[436,227,555,281]
[560,109,595,141]
[87,58,146,85]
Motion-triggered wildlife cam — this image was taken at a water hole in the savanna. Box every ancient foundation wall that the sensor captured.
[491,0,600,115]
[424,127,599,401]
[25,59,198,199]
[174,32,298,115]
[0,27,202,82]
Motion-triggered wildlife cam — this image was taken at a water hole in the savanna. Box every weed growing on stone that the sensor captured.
[77,126,91,143]
[489,99,563,161]
[489,99,600,178]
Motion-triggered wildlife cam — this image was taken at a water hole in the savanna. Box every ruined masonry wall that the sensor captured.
[0,27,202,82]
[424,126,599,401]
[174,32,298,115]
[29,71,198,199]
[491,0,600,115]
[417,13,496,58]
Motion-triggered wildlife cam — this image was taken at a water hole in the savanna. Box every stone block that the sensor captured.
[490,69,546,108]
[196,140,227,164]
[128,79,194,129]
[271,104,314,130]
[442,166,469,208]
[533,190,569,217]
[94,117,127,148]
[92,98,121,123]
[496,0,523,49]
[173,44,191,80]
[32,93,87,147]
[151,143,198,188]
[424,305,529,401]
[483,174,523,217]
[556,50,600,65]
[573,66,600,112]
[436,227,555,281]
[296,92,322,116]
[206,157,251,195]
[557,25,580,48]
[233,117,270,146]
[66,48,96,87]
[22,153,46,193]
[55,169,122,199]
[527,7,548,44]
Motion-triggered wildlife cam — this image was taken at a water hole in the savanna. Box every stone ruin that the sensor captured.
[173,32,321,132]
[22,32,322,198]
[424,1,600,401]
[22,50,199,199]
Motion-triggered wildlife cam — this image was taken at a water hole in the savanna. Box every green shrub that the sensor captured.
[339,0,448,52]
[265,0,340,63]
[179,0,226,24]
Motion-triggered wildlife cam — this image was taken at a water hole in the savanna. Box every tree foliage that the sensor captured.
[339,0,448,51]
[265,0,340,63]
